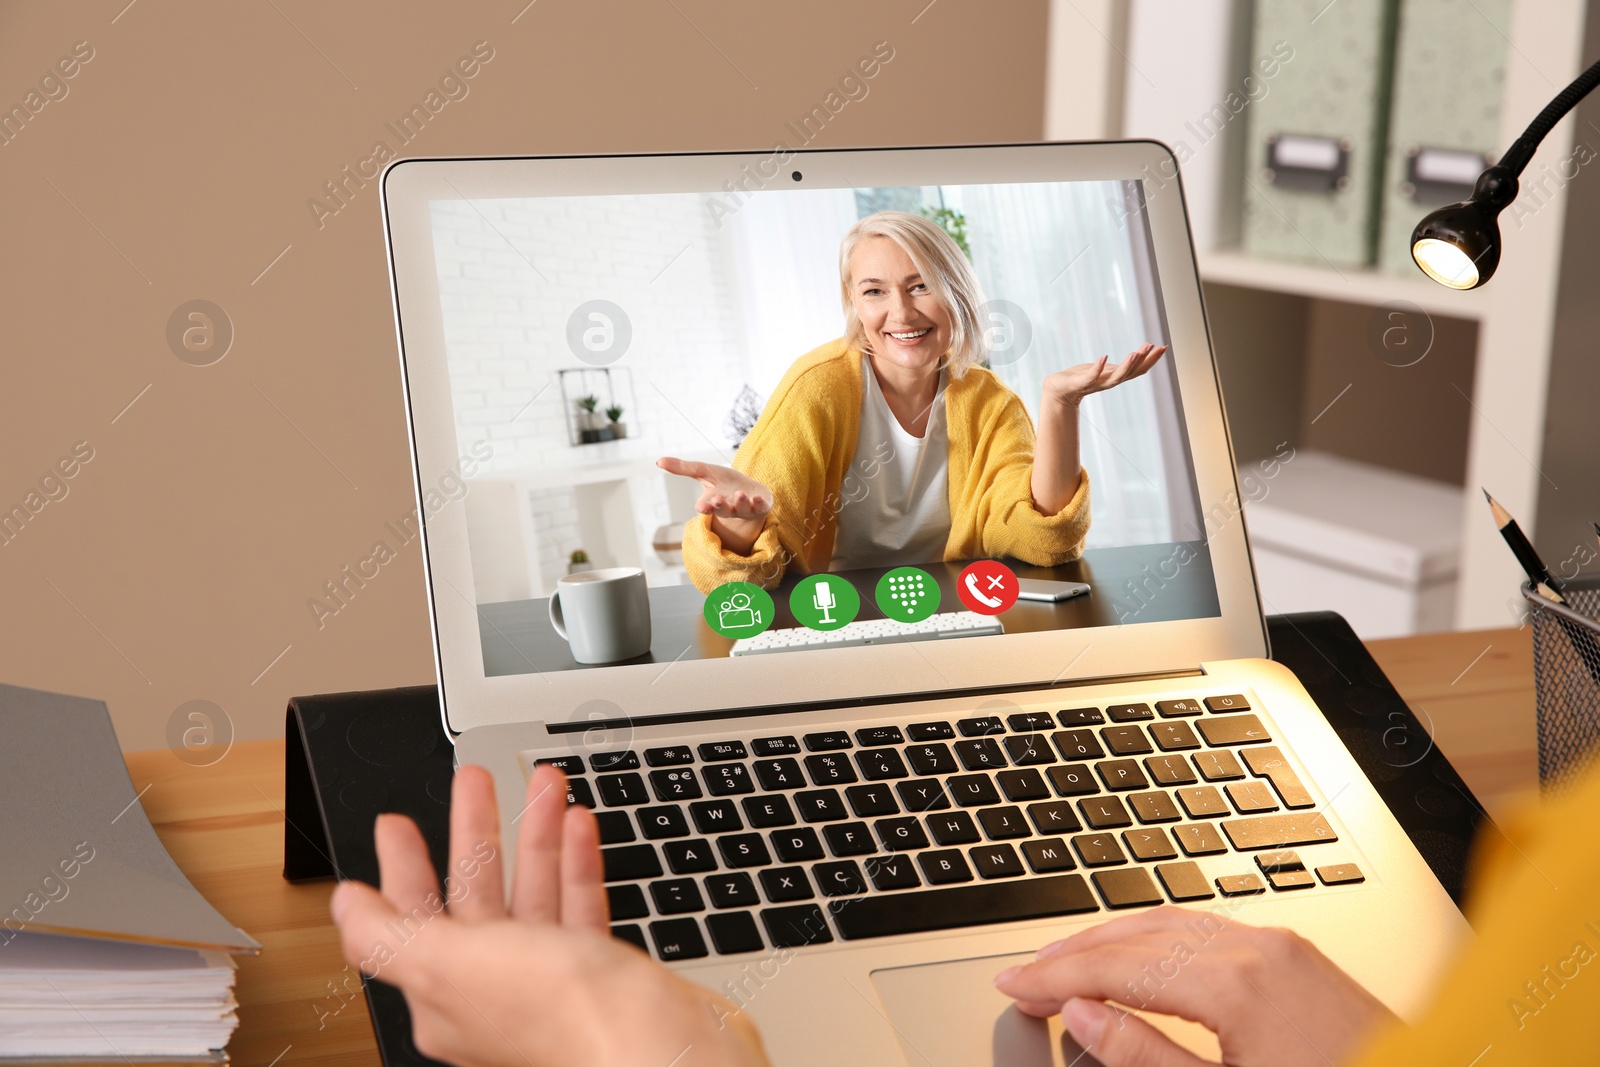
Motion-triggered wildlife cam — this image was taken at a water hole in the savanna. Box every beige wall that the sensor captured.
[0,1,1050,752]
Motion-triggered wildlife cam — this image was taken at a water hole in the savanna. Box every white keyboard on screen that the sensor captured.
[728,612,1004,656]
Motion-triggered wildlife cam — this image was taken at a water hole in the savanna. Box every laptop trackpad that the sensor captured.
[870,953,1219,1067]
[869,952,1097,1067]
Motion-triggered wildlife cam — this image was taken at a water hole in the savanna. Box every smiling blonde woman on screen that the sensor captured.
[658,210,1166,594]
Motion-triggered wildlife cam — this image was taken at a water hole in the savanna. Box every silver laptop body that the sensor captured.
[380,143,1467,1065]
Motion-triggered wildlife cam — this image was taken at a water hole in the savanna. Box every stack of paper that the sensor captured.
[0,932,238,1058]
[0,684,258,1061]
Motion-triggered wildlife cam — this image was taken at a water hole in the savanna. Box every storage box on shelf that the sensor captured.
[1242,451,1464,638]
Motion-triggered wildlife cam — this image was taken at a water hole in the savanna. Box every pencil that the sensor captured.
[1491,506,1600,690]
[1483,489,1564,602]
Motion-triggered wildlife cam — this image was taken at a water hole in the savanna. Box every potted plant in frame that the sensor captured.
[568,549,593,575]
[605,404,627,439]
[576,395,601,443]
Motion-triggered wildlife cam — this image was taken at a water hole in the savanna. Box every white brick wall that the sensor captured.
[432,194,758,475]
[527,486,580,591]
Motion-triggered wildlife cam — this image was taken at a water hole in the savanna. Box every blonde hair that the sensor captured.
[839,210,987,379]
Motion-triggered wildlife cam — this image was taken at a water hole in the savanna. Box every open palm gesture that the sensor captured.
[330,765,773,1067]
[1043,343,1168,409]
[657,457,772,522]
[657,456,772,555]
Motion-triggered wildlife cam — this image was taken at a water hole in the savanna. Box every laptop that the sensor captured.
[380,143,1467,1066]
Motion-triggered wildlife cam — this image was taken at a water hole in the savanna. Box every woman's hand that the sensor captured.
[330,765,773,1067]
[993,906,1396,1067]
[1030,343,1168,513]
[658,457,773,556]
[1043,343,1168,409]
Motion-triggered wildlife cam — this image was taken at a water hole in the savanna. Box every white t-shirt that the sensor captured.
[830,357,952,570]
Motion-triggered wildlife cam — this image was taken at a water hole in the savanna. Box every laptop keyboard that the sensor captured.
[529,692,1364,962]
[727,611,1003,656]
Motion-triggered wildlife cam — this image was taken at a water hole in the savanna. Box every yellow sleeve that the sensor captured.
[678,344,858,593]
[1348,763,1600,1066]
[970,393,1091,566]
[680,513,787,593]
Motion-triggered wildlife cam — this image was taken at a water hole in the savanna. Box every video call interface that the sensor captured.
[424,177,1221,677]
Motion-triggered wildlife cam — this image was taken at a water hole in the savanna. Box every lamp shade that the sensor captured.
[1409,165,1517,290]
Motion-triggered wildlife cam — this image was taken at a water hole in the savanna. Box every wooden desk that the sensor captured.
[124,626,1536,1067]
[1364,627,1539,818]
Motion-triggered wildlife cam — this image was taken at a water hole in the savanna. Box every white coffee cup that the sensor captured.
[548,567,652,664]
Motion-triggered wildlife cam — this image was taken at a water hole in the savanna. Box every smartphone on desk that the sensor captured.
[1015,578,1091,602]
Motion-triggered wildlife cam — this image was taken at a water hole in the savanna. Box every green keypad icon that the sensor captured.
[790,574,861,631]
[875,567,940,623]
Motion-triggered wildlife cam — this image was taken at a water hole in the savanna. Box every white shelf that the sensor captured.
[1198,249,1489,321]
[1119,0,1588,630]
[475,449,725,491]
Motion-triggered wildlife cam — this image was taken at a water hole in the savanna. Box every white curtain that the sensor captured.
[956,180,1196,548]
[724,188,859,398]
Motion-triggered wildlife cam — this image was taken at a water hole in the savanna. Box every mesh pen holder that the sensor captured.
[1521,577,1600,793]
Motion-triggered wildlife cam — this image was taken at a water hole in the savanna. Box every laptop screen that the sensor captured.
[422,177,1243,681]
[383,145,1269,731]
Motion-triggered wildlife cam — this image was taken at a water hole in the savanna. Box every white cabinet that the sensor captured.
[1243,451,1464,637]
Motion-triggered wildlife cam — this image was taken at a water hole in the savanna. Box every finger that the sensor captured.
[374,813,443,915]
[1032,906,1216,963]
[1108,345,1160,384]
[1092,355,1113,384]
[731,491,750,512]
[995,942,1230,1033]
[446,766,506,920]
[331,879,406,977]
[1104,360,1135,385]
[657,456,705,479]
[1062,998,1215,1067]
[558,803,609,931]
[510,763,568,922]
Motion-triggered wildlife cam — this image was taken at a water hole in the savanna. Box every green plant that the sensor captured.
[577,395,599,413]
[605,405,624,423]
[919,206,970,257]
[570,549,589,563]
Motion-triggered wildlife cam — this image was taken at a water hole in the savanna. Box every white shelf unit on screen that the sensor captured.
[463,451,721,604]
[1075,0,1593,631]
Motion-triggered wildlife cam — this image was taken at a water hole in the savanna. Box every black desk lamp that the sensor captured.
[1411,57,1600,289]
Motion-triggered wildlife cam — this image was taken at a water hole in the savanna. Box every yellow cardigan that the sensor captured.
[681,338,1090,593]
[1350,760,1600,1064]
